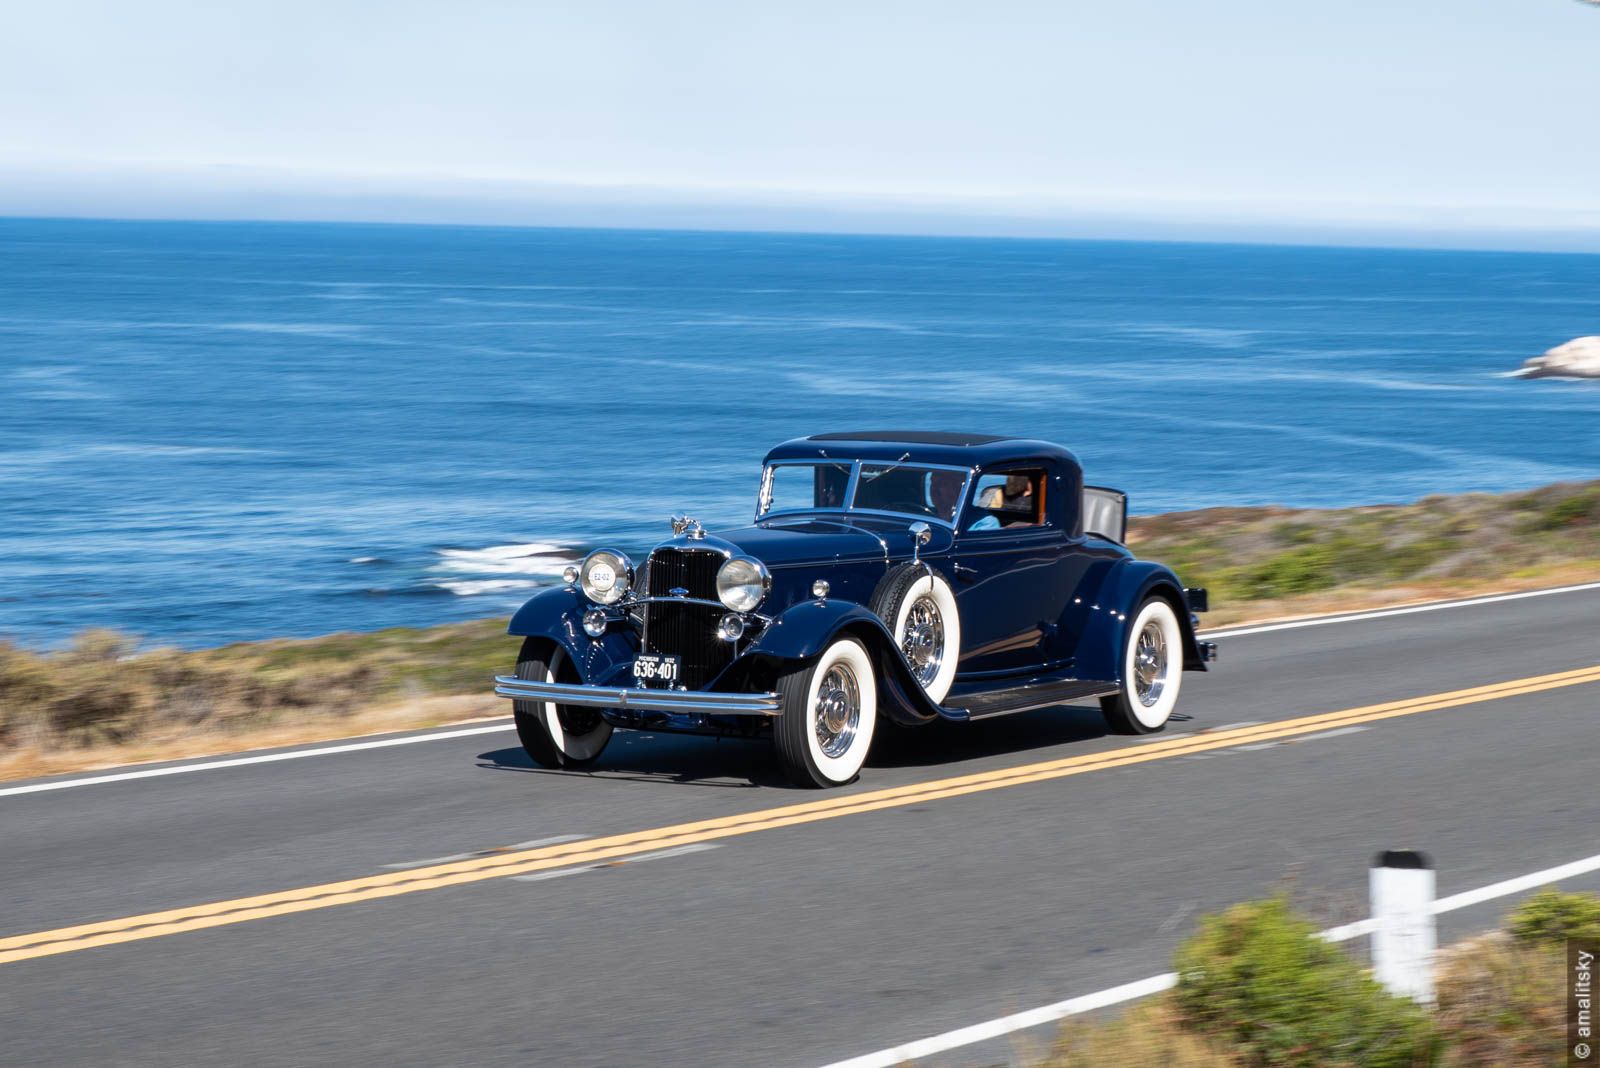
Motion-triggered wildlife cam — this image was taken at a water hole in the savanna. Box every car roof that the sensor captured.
[806,430,1013,446]
[764,431,1081,471]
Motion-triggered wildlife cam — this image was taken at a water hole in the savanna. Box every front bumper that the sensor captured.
[493,676,782,716]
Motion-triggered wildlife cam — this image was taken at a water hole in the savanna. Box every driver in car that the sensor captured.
[928,470,964,521]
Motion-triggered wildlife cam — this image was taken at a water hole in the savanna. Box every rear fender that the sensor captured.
[745,599,946,725]
[1072,560,1207,682]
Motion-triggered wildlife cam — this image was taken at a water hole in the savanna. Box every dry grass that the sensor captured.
[2,479,1597,782]
[0,693,504,782]
[0,620,521,780]
[1434,933,1565,1067]
[1038,997,1239,1067]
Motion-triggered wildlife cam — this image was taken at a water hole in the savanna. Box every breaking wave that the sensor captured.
[426,541,579,595]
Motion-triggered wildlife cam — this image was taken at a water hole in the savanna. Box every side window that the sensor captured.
[966,469,1047,532]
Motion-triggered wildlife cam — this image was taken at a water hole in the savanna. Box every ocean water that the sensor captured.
[2,218,1597,648]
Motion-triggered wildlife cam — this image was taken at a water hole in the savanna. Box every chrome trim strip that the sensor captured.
[616,594,772,622]
[493,676,782,715]
[956,687,1120,719]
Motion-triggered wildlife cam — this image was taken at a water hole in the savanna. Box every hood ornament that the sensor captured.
[670,514,706,540]
[668,511,707,537]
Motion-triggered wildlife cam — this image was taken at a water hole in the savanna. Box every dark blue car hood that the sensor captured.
[706,513,950,568]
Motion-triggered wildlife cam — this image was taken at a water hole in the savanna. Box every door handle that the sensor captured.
[951,563,979,582]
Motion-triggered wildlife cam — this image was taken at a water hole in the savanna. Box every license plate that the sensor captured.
[632,654,681,685]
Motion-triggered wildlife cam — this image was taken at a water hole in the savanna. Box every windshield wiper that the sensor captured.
[857,451,912,482]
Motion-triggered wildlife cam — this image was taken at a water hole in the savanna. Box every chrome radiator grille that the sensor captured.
[645,548,722,601]
[641,548,732,690]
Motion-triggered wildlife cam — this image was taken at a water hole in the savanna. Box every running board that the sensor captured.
[942,678,1119,720]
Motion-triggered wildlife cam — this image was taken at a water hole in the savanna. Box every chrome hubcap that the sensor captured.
[1133,620,1168,707]
[901,595,945,687]
[814,662,861,758]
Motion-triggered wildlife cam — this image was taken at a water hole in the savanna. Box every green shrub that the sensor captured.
[1506,889,1600,945]
[1233,545,1342,599]
[1517,487,1600,533]
[1172,897,1439,1067]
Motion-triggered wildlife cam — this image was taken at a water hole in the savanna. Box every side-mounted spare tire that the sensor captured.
[869,562,961,704]
[512,637,613,768]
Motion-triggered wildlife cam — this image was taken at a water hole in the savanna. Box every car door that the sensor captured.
[950,466,1076,678]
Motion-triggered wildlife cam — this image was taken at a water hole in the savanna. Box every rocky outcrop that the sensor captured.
[1514,336,1600,379]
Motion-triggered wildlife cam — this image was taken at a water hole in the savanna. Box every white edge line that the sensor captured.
[816,848,1600,1068]
[816,973,1180,1068]
[0,722,516,798]
[1204,581,1600,639]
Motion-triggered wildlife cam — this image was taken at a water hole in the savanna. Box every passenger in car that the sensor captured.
[980,473,1034,513]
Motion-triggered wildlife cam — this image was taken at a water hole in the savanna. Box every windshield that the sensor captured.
[759,461,967,524]
[760,462,853,515]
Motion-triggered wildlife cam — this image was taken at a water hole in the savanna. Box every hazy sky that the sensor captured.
[2,0,1597,245]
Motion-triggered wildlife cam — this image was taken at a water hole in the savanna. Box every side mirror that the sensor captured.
[909,521,931,562]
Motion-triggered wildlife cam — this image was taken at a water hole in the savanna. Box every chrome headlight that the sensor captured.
[716,556,770,612]
[579,549,633,605]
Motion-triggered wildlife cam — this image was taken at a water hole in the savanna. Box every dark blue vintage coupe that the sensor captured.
[494,432,1216,787]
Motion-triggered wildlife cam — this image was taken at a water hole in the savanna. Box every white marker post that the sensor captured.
[1370,849,1437,1004]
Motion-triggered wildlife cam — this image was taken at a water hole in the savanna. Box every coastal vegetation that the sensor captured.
[1037,889,1589,1066]
[2,478,1597,780]
[1130,477,1600,624]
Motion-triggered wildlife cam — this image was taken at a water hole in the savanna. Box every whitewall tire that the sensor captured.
[774,637,879,787]
[513,639,613,768]
[1099,597,1183,735]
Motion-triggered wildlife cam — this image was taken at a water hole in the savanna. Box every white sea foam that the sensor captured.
[432,578,541,596]
[216,321,366,337]
[428,542,578,586]
[87,444,273,457]
[438,541,572,564]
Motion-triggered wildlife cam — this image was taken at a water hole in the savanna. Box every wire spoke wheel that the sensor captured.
[870,565,961,704]
[899,595,946,688]
[774,637,879,787]
[1133,620,1169,707]
[813,661,862,758]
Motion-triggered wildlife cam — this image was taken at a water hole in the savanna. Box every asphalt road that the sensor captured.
[3,586,1599,1067]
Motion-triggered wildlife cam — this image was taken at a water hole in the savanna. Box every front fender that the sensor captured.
[746,599,947,726]
[506,586,635,686]
[1071,560,1206,683]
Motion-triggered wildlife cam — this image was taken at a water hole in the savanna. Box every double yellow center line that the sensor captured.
[4,664,1598,967]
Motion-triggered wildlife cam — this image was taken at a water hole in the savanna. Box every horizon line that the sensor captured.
[3,160,1599,255]
[7,209,1600,260]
